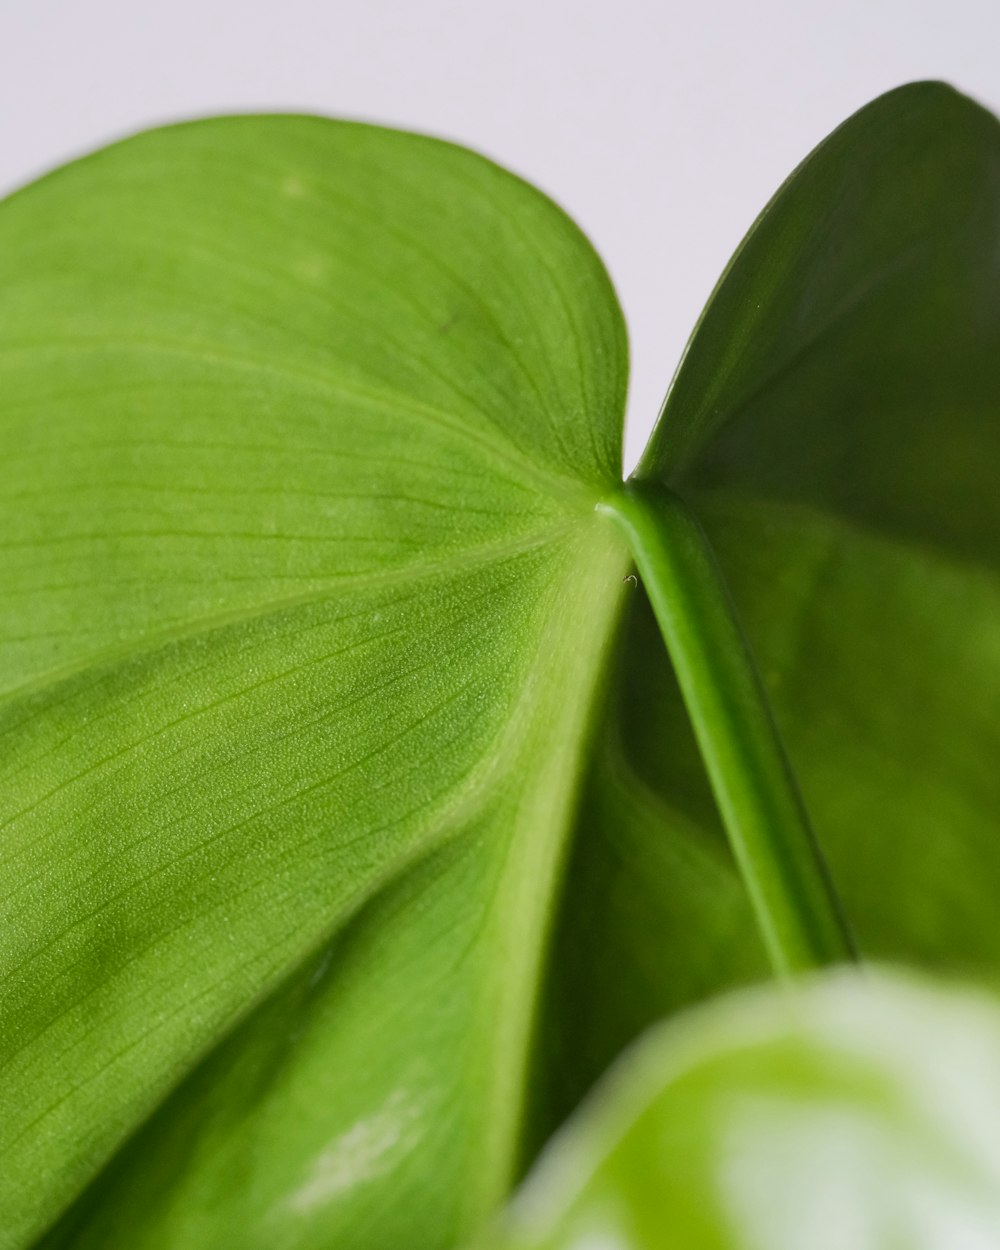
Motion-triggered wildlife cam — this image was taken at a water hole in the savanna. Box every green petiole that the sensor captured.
[601,480,856,975]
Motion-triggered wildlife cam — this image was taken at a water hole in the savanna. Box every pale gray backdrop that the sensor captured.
[2,0,997,466]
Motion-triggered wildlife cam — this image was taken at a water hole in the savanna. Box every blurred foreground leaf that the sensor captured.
[486,970,1000,1250]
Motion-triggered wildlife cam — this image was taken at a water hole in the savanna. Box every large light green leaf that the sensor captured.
[0,119,631,1249]
[484,970,1000,1249]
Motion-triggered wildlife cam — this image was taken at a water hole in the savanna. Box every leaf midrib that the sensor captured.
[463,520,631,1229]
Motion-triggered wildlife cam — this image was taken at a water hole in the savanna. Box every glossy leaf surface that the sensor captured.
[486,971,1000,1249]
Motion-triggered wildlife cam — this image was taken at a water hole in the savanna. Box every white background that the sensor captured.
[2,1,998,468]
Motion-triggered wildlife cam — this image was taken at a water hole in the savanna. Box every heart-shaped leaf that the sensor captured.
[0,119,632,1248]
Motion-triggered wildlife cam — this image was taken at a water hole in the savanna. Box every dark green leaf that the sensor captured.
[538,79,1000,1135]
[635,81,1000,966]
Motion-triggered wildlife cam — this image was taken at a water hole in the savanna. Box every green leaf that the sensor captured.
[633,80,1000,967]
[0,118,631,1248]
[531,79,1000,1142]
[7,80,1000,1250]
[483,969,1000,1249]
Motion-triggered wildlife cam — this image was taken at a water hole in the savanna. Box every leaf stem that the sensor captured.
[600,480,856,975]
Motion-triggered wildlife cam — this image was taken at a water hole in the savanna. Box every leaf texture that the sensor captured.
[0,118,630,1248]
